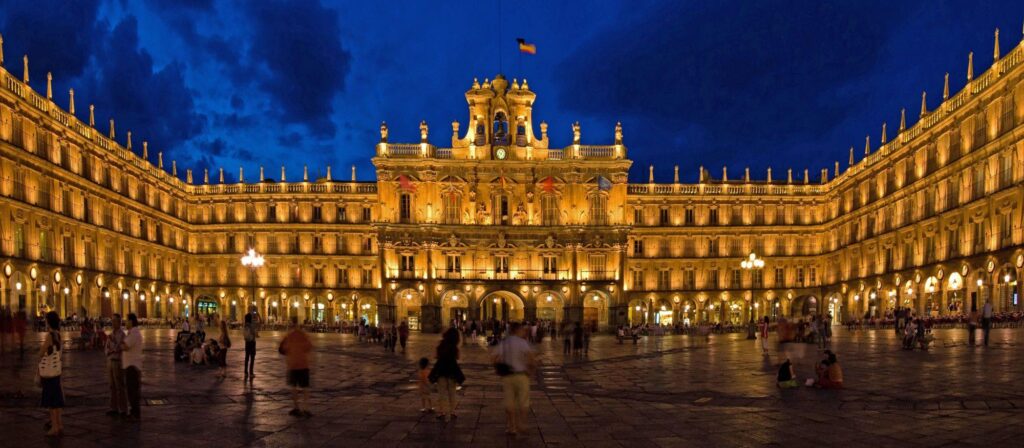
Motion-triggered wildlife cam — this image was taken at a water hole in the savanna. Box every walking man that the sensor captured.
[104,314,128,417]
[243,313,258,380]
[981,300,993,347]
[398,319,410,352]
[122,313,143,420]
[492,322,536,436]
[279,317,313,417]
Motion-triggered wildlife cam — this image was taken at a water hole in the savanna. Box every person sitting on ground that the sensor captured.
[813,350,843,389]
[777,358,798,389]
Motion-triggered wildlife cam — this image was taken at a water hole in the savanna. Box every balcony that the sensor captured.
[433,269,570,281]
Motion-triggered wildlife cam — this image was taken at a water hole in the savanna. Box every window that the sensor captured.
[589,254,606,278]
[884,247,894,270]
[774,267,784,287]
[708,269,719,289]
[659,208,670,225]
[494,194,510,225]
[589,194,607,225]
[362,206,371,222]
[494,255,509,274]
[683,269,696,289]
[973,165,985,199]
[363,237,373,252]
[227,234,236,252]
[542,195,559,225]
[658,270,671,289]
[361,268,373,286]
[708,208,719,225]
[632,270,645,290]
[796,267,805,286]
[1001,213,1013,247]
[312,205,323,222]
[707,239,718,257]
[443,193,461,224]
[14,224,24,257]
[634,208,643,225]
[400,255,415,273]
[633,239,645,256]
[337,206,347,223]
[314,268,324,285]
[684,208,695,225]
[446,255,462,274]
[542,255,558,275]
[752,269,763,288]
[809,267,817,286]
[730,269,742,288]
[399,193,412,223]
[337,268,349,285]
[973,221,985,253]
[313,235,323,254]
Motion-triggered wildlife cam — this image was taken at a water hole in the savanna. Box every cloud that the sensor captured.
[0,0,106,82]
[243,0,352,138]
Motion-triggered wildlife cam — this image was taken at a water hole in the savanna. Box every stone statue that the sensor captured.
[615,121,623,144]
[380,122,388,142]
[420,120,429,141]
[572,121,581,144]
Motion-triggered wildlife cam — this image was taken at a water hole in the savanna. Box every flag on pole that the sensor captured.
[399,174,416,192]
[597,175,612,191]
[517,38,536,55]
[542,176,555,193]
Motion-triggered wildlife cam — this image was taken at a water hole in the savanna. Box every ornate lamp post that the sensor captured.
[740,252,764,339]
[240,248,265,319]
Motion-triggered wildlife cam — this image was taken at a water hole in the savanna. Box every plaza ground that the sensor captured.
[1,326,1024,447]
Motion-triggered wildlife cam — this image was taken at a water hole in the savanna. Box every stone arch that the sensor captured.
[354,294,379,326]
[582,290,610,331]
[8,270,28,313]
[792,294,820,319]
[394,288,424,330]
[535,289,565,324]
[439,289,469,327]
[479,290,525,322]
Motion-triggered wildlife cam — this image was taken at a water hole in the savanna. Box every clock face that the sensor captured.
[495,147,507,160]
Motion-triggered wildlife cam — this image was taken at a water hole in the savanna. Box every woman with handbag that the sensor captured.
[39,311,65,437]
[429,328,463,423]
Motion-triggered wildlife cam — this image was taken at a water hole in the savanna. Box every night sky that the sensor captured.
[0,0,1021,183]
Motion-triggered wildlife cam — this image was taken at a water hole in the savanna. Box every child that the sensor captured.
[417,357,434,413]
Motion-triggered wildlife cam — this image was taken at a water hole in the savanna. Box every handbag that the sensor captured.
[38,336,62,379]
[493,339,512,377]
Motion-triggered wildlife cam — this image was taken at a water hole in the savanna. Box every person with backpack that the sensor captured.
[428,328,464,423]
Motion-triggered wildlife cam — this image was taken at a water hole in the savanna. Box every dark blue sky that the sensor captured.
[0,0,1021,182]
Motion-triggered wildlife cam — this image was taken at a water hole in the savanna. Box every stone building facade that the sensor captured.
[0,34,1021,332]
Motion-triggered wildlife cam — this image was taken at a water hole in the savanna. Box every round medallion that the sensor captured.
[1017,254,1024,269]
[937,269,944,280]
[961,264,970,276]
[495,147,508,160]
[2,264,10,278]
[987,260,995,273]
[915,273,922,284]
[895,275,902,286]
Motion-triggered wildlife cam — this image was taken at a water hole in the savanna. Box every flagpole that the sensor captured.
[497,0,503,74]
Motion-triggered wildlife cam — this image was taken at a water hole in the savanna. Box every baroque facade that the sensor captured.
[0,33,1022,332]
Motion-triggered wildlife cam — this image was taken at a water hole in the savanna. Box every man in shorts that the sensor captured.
[492,322,536,436]
[279,317,313,417]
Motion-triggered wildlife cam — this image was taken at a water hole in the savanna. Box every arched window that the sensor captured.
[492,112,509,145]
[589,194,608,226]
[399,193,412,223]
[475,122,486,146]
[541,195,559,225]
[443,192,461,224]
[493,194,510,226]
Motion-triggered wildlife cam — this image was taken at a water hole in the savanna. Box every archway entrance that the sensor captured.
[583,291,609,331]
[947,272,965,313]
[791,295,818,318]
[440,290,468,327]
[535,290,564,324]
[196,296,218,317]
[395,288,424,330]
[480,291,524,322]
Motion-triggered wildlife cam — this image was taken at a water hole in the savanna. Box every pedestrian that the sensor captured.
[122,313,144,420]
[243,313,258,380]
[981,300,993,346]
[104,314,128,417]
[14,308,27,359]
[216,319,231,379]
[760,316,770,354]
[967,303,979,346]
[279,317,313,417]
[562,322,572,354]
[429,328,464,423]
[417,357,434,413]
[39,311,64,437]
[492,322,536,436]
[398,320,410,352]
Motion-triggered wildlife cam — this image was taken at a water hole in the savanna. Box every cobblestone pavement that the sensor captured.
[1,326,1024,447]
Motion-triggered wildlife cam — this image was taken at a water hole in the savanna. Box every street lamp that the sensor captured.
[241,248,265,319]
[740,252,765,337]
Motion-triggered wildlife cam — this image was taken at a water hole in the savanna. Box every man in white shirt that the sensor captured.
[122,313,144,420]
[981,301,993,346]
[492,322,535,436]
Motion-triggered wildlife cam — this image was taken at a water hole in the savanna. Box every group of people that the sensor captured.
[776,350,844,390]
[0,306,29,356]
[354,319,410,352]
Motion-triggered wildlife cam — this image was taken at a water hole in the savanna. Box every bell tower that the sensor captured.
[453,74,546,159]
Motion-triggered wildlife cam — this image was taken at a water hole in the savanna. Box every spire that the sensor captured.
[744,167,750,182]
[673,165,679,183]
[142,141,148,160]
[126,131,133,151]
[303,165,309,182]
[68,89,75,115]
[615,122,623,145]
[0,33,4,66]
[46,72,52,99]
[803,169,809,185]
[920,91,927,118]
[22,54,28,83]
[967,51,974,81]
[848,146,855,167]
[419,120,428,142]
[186,169,192,184]
[109,119,115,139]
[648,165,654,183]
[259,166,264,182]
[351,165,356,182]
[218,168,224,184]
[326,165,332,181]
[767,167,772,183]
[203,168,209,184]
[899,108,906,132]
[879,123,886,146]
[281,166,286,182]
[157,151,163,169]
[787,168,792,184]
[994,28,1001,61]
[379,121,388,142]
[239,167,244,183]
[89,105,95,127]
[172,160,177,176]
[722,166,728,182]
[943,73,949,100]
[698,165,704,182]
[835,161,840,178]
[821,168,828,184]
